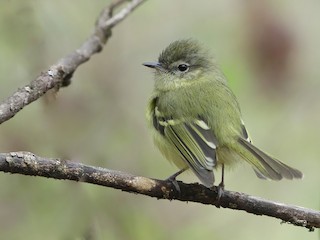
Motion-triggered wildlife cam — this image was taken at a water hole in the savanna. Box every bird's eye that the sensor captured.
[177,64,189,72]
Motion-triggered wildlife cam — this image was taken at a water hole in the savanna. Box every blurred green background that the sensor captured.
[0,0,319,239]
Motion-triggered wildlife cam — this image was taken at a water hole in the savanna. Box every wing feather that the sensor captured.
[153,109,217,186]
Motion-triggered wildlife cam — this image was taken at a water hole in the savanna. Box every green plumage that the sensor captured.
[145,39,303,187]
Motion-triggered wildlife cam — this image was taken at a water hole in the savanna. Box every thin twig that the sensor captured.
[0,0,145,125]
[0,151,319,231]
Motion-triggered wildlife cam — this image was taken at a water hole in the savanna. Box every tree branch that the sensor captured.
[0,151,319,231]
[0,0,145,125]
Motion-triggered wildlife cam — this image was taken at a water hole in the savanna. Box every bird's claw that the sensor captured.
[166,175,181,194]
[213,182,225,207]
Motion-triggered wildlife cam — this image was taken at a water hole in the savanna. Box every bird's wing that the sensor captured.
[154,107,217,186]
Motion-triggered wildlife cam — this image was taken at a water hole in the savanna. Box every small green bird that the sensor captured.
[144,39,303,188]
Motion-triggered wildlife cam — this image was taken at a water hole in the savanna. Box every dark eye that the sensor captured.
[177,64,189,72]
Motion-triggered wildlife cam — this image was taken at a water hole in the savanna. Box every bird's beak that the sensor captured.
[143,62,163,70]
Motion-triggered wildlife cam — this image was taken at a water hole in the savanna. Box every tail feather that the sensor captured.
[238,137,303,180]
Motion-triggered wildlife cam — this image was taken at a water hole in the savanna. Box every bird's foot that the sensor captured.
[213,181,225,207]
[165,168,187,195]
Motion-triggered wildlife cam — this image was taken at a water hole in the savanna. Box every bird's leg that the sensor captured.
[167,168,186,180]
[166,168,187,193]
[219,163,225,189]
[216,164,225,205]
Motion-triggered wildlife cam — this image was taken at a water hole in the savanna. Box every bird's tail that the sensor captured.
[236,137,303,180]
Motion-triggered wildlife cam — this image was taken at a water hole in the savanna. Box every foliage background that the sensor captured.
[0,0,319,239]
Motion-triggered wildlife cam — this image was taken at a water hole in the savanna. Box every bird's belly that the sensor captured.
[153,133,189,170]
[217,146,242,168]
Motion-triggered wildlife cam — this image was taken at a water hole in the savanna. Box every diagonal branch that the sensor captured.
[0,151,319,231]
[0,0,146,125]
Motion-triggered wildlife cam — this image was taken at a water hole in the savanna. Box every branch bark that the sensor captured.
[0,0,145,125]
[0,151,319,231]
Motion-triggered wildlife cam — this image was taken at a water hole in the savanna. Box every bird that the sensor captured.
[144,39,303,188]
